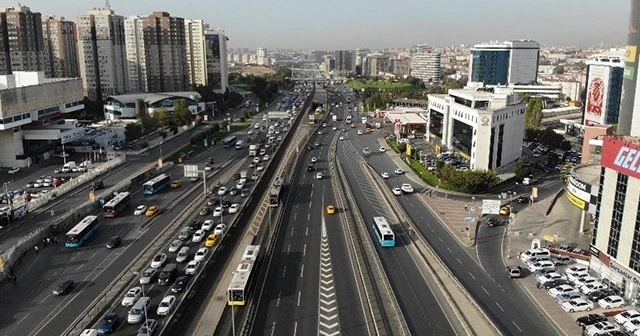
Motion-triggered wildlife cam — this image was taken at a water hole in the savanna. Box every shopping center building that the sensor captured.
[0,72,85,168]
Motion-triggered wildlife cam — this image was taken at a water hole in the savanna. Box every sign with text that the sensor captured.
[183,164,199,178]
[482,199,501,215]
[601,136,640,180]
[567,190,587,210]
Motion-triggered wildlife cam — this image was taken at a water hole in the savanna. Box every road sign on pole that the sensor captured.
[482,199,501,215]
[183,164,199,178]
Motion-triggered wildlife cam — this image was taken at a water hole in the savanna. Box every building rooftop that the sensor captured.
[385,111,428,125]
[106,91,202,104]
[573,164,601,186]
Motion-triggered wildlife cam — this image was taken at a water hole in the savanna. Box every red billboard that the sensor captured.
[602,136,640,180]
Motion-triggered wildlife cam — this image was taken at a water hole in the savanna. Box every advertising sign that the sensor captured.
[567,190,587,210]
[567,175,591,201]
[601,136,640,180]
[482,199,501,215]
[184,164,199,178]
[584,65,610,125]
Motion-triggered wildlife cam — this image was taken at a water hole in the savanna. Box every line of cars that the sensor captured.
[576,309,640,335]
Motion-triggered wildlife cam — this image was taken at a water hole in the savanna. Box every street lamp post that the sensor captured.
[133,271,149,334]
[4,182,12,224]
[159,141,164,167]
[231,271,236,336]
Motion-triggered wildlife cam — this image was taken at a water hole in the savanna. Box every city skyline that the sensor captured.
[18,0,630,50]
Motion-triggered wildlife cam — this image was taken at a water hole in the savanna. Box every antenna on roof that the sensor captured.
[105,0,111,8]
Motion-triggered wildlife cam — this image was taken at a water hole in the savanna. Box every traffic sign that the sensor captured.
[465,217,475,222]
[184,164,199,178]
[482,199,501,215]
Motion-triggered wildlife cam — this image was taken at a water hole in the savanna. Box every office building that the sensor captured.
[77,8,127,100]
[104,91,204,120]
[185,19,207,88]
[428,87,526,171]
[617,0,640,136]
[583,51,626,126]
[257,47,268,66]
[204,29,228,92]
[391,57,410,77]
[0,5,46,75]
[42,16,80,78]
[0,71,84,167]
[411,52,441,84]
[365,54,389,76]
[334,50,355,74]
[469,40,540,86]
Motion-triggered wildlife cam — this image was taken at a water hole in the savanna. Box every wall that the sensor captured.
[0,79,84,117]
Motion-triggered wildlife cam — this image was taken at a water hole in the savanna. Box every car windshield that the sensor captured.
[160,302,169,307]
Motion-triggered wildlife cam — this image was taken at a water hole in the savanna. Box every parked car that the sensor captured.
[588,289,617,302]
[598,295,626,309]
[615,310,640,324]
[576,314,608,327]
[561,298,594,313]
[555,292,584,304]
[549,284,577,298]
[584,322,620,336]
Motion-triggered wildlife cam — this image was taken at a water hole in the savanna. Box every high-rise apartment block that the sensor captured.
[583,50,625,126]
[257,47,268,66]
[204,30,228,92]
[365,54,389,76]
[124,15,146,92]
[0,5,46,75]
[411,52,441,84]
[185,19,207,88]
[334,50,355,74]
[77,8,127,100]
[469,40,540,86]
[42,16,80,78]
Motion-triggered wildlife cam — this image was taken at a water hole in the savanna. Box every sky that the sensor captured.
[22,0,631,50]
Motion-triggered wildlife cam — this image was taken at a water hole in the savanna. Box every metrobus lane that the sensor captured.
[0,179,186,336]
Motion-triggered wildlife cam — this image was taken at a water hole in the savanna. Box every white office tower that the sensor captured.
[124,15,147,92]
[411,52,441,84]
[469,40,540,86]
[185,19,207,87]
[204,29,228,92]
[257,47,268,66]
[77,8,127,100]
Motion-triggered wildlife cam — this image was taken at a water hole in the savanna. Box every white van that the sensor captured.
[128,297,151,324]
[520,248,550,262]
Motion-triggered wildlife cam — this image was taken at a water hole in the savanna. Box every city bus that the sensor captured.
[102,192,131,218]
[228,245,260,306]
[268,177,284,207]
[222,135,238,148]
[143,174,171,195]
[66,215,99,248]
[373,216,395,247]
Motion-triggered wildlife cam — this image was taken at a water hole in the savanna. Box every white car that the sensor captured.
[549,284,576,298]
[585,322,620,336]
[316,173,323,180]
[121,287,142,307]
[536,272,564,285]
[218,187,228,196]
[236,182,245,190]
[357,130,363,135]
[151,253,167,268]
[599,295,626,309]
[139,268,157,285]
[168,239,183,253]
[263,155,270,161]
[332,127,337,131]
[157,295,176,316]
[394,168,404,175]
[624,318,640,333]
[339,136,345,141]
[381,172,389,179]
[257,164,265,171]
[185,260,201,276]
[401,183,414,193]
[392,187,402,196]
[311,157,318,163]
[229,204,240,214]
[176,247,189,263]
[379,147,386,153]
[575,276,598,287]
[259,149,266,156]
[8,167,19,174]
[214,223,226,236]
[192,230,205,243]
[561,298,594,313]
[201,220,215,231]
[213,207,223,217]
[194,248,209,262]
[555,292,583,304]
[528,260,555,272]
[134,205,147,216]
[317,131,323,135]
[567,271,590,283]
[580,282,608,295]
[615,310,640,324]
[252,157,260,164]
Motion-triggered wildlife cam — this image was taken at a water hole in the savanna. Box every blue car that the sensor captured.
[97,312,120,334]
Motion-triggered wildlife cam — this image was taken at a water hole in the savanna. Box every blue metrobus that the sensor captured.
[222,135,238,148]
[143,173,171,195]
[373,216,395,247]
[66,215,99,248]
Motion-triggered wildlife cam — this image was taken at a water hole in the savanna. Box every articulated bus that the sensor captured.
[228,245,260,306]
[268,177,284,207]
[66,215,99,248]
[102,192,131,218]
[373,216,395,247]
[143,174,171,195]
[222,135,238,148]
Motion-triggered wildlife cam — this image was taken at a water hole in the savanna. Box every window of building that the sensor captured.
[607,173,628,257]
[629,195,640,273]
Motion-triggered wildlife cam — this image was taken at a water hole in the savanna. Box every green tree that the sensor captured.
[125,123,143,142]
[152,107,172,127]
[173,99,192,125]
[441,77,464,89]
[525,97,544,129]
[515,158,532,179]
[397,142,407,153]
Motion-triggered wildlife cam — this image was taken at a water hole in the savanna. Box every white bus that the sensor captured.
[373,216,395,247]
[228,245,260,305]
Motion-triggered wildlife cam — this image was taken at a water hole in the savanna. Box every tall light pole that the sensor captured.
[133,271,149,333]
[231,271,236,336]
[159,141,164,167]
[4,182,12,224]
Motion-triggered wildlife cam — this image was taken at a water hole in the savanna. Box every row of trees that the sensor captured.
[228,67,293,105]
[124,99,192,142]
[360,76,465,111]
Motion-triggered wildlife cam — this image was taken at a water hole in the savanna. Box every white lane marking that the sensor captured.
[439,237,443,243]
[89,251,98,260]
[308,213,310,221]
[482,286,490,295]
[294,213,297,221]
[496,302,504,312]
[293,322,298,336]
[456,258,462,264]
[39,295,50,304]
[310,189,313,198]
[291,227,295,236]
[270,321,276,336]
[431,229,435,234]
[282,265,287,278]
[287,244,290,255]
[300,264,305,278]
[468,272,476,280]
[309,202,312,208]
[512,321,522,332]
[75,263,84,272]
[297,291,301,306]
[303,244,307,256]
[306,227,309,236]
[15,313,30,326]
[447,247,452,253]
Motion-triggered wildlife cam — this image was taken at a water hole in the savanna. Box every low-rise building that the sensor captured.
[0,71,84,167]
[428,87,526,171]
[103,91,205,120]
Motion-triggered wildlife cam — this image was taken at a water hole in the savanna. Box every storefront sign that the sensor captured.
[567,180,591,202]
[568,175,590,193]
[610,259,640,286]
[567,190,587,210]
[602,136,640,180]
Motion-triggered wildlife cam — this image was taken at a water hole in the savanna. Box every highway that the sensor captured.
[346,120,561,335]
[250,89,369,336]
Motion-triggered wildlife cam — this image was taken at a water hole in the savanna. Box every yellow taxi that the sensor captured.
[499,206,510,216]
[171,180,181,189]
[205,234,219,247]
[146,206,159,216]
[326,205,335,214]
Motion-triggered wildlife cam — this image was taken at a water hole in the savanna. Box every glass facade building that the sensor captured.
[470,50,510,85]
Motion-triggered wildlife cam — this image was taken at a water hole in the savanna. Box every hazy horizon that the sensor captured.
[19,0,630,50]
